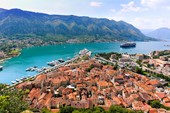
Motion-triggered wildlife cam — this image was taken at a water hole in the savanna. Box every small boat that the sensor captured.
[0,66,3,71]
[16,79,20,82]
[120,42,136,48]
[42,67,48,71]
[36,68,42,73]
[30,67,36,71]
[33,66,38,68]
[58,58,65,63]
[20,77,24,80]
[26,67,37,72]
[20,76,26,81]
[67,57,71,60]
[26,67,32,71]
[11,81,16,84]
[47,60,59,66]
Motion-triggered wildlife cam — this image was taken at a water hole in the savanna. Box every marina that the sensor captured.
[0,41,170,84]
[9,48,92,86]
[47,60,59,67]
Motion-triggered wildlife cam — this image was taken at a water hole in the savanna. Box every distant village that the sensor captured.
[13,49,170,113]
[109,50,170,77]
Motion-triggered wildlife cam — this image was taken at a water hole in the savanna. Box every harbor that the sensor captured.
[6,48,91,89]
[0,41,170,84]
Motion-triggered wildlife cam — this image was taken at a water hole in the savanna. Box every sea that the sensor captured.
[0,41,170,84]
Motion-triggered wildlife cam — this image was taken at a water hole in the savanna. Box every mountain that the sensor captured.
[146,28,170,41]
[0,8,155,42]
[0,8,6,13]
[141,29,153,35]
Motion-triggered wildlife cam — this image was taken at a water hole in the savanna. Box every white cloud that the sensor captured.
[166,6,170,10]
[141,0,170,9]
[131,17,170,29]
[141,0,158,8]
[110,9,116,12]
[90,2,102,7]
[120,1,141,12]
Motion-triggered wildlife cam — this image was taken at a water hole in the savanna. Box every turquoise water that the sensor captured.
[0,41,170,84]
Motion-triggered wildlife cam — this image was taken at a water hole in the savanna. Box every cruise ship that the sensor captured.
[120,42,136,48]
[79,48,92,56]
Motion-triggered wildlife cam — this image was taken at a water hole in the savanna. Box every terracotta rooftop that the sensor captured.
[35,74,46,82]
[16,81,32,89]
[28,88,41,100]
[149,108,158,113]
[163,97,170,103]
[155,92,165,99]
[97,81,108,87]
[112,96,122,105]
[163,102,170,107]
[146,79,160,86]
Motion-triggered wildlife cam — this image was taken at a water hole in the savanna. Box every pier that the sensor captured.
[3,49,91,91]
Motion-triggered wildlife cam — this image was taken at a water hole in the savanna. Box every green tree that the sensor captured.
[148,100,170,110]
[113,62,118,70]
[0,89,29,113]
[41,108,52,113]
[150,100,162,108]
[135,66,143,74]
[72,110,82,113]
[60,106,75,113]
[92,107,106,113]
[108,105,142,113]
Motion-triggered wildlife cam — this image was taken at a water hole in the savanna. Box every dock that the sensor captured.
[3,49,91,91]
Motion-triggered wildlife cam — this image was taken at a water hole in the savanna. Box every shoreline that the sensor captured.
[0,57,12,63]
[0,52,21,64]
[0,40,167,64]
[0,41,169,84]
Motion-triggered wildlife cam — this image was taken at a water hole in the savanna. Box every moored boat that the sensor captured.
[16,79,20,82]
[0,66,3,71]
[58,58,65,63]
[47,60,59,66]
[11,81,16,84]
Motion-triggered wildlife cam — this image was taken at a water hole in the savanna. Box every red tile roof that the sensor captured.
[155,92,165,100]
[35,74,46,82]
[97,81,108,87]
[28,88,41,100]
[149,108,158,113]
[163,103,170,107]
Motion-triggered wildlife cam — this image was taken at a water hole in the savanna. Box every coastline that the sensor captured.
[0,57,12,63]
[0,40,166,64]
[0,41,169,84]
[0,52,21,64]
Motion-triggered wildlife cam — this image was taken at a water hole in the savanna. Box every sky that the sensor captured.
[0,0,170,30]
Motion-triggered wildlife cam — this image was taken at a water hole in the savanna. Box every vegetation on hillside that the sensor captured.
[0,85,30,113]
[0,8,153,42]
[59,106,143,113]
[0,8,156,60]
[96,52,122,60]
[148,100,170,110]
